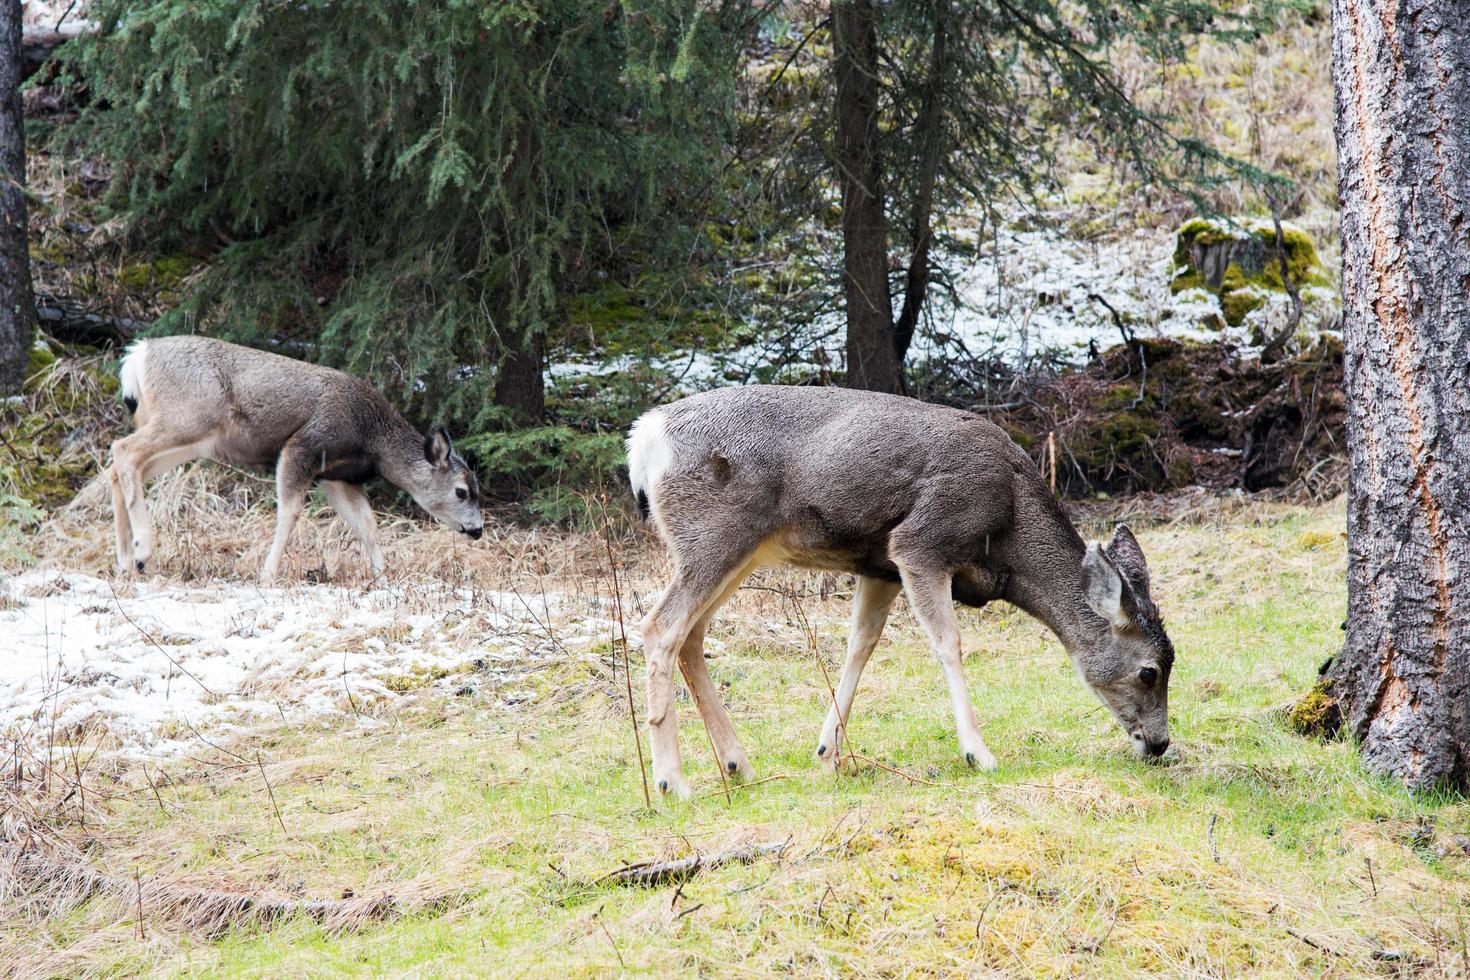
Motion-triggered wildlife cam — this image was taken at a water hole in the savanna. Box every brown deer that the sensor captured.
[627,385,1174,800]
[110,336,483,581]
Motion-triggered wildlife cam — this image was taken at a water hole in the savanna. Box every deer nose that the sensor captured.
[1145,736,1170,758]
[463,526,483,540]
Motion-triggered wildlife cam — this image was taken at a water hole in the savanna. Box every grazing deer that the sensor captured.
[627,385,1174,799]
[110,336,483,581]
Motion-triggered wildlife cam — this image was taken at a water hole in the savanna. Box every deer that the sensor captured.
[109,336,484,582]
[626,384,1175,800]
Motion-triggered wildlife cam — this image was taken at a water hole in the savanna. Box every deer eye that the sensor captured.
[455,487,468,500]
[1138,666,1158,686]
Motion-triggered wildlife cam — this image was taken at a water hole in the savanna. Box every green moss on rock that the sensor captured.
[1286,679,1342,740]
[1171,217,1329,327]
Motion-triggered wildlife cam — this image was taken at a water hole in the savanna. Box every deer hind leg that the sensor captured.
[641,543,760,801]
[260,445,315,585]
[815,575,902,768]
[896,560,996,771]
[320,480,384,578]
[676,557,763,782]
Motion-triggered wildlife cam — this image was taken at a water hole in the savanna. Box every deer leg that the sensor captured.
[676,559,762,781]
[107,460,135,573]
[108,430,198,573]
[641,548,757,801]
[260,447,314,585]
[897,561,996,771]
[815,575,902,767]
[321,480,384,577]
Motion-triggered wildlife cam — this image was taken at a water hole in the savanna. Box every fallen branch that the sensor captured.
[36,293,151,349]
[596,839,790,888]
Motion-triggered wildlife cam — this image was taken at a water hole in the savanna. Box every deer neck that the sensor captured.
[1004,515,1109,658]
[371,417,429,492]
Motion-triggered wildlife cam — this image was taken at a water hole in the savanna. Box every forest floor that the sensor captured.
[5,491,1470,978]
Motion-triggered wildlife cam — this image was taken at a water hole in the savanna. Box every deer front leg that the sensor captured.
[260,447,314,584]
[898,562,996,771]
[321,480,385,577]
[107,462,136,573]
[816,575,902,767]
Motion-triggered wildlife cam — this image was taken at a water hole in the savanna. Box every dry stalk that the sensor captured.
[598,498,651,810]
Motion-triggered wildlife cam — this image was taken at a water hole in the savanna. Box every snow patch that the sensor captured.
[0,572,618,758]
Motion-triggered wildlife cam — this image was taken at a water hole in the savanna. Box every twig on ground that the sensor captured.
[1207,812,1220,863]
[1285,926,1349,958]
[595,839,791,888]
[255,752,288,837]
[590,904,626,969]
[108,583,215,697]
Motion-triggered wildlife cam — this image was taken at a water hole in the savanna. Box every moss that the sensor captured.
[382,664,456,694]
[117,253,198,292]
[1220,289,1266,327]
[27,338,57,380]
[1286,679,1342,740]
[1171,217,1329,327]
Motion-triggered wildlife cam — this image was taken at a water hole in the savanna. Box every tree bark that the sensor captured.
[492,329,545,428]
[833,0,900,394]
[1330,0,1470,790]
[0,0,36,395]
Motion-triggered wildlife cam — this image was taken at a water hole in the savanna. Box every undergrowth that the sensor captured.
[5,503,1470,977]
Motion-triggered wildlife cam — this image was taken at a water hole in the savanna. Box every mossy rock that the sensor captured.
[1220,289,1267,327]
[1286,679,1342,740]
[1171,217,1329,327]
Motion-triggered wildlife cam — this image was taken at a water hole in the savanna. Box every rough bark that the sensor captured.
[0,0,36,395]
[492,329,545,428]
[833,0,900,394]
[1330,0,1470,790]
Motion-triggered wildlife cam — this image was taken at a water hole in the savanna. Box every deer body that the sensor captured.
[110,336,482,581]
[628,385,1174,799]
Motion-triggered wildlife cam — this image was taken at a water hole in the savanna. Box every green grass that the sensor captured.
[8,503,1470,977]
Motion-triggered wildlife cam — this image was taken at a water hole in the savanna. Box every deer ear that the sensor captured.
[425,424,453,467]
[1105,523,1151,596]
[1082,543,1132,628]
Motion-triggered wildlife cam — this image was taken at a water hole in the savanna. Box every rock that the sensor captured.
[1170,217,1328,327]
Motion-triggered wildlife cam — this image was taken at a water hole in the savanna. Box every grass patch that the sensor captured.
[6,502,1470,976]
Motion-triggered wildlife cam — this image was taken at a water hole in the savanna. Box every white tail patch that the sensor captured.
[626,408,672,517]
[119,340,149,411]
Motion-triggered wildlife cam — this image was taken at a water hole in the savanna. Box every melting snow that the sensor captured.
[548,217,1336,393]
[0,572,617,759]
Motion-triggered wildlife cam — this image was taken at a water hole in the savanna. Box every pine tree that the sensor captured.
[64,0,739,426]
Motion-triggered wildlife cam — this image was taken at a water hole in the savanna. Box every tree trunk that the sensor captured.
[833,0,900,394]
[892,4,946,370]
[492,329,545,428]
[0,0,35,395]
[1330,0,1470,790]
